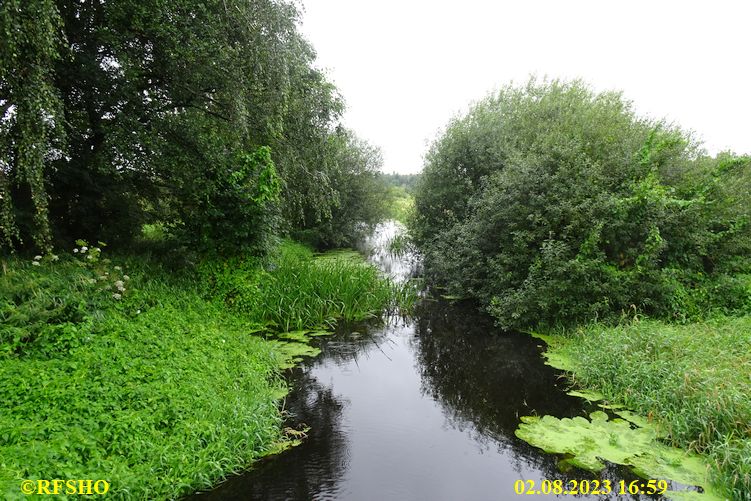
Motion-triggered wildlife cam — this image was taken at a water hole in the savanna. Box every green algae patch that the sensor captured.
[515,411,724,500]
[528,331,578,371]
[271,341,322,369]
[566,389,604,402]
[277,330,313,343]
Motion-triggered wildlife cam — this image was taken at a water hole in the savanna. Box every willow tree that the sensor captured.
[1,0,364,255]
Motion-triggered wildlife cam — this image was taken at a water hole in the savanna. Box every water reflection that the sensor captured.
[188,222,662,500]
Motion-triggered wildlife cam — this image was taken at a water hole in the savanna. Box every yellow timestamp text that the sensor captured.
[513,479,669,496]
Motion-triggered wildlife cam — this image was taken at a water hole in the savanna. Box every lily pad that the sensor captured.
[515,411,724,500]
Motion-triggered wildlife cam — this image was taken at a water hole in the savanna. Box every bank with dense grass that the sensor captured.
[0,241,406,500]
[536,316,751,500]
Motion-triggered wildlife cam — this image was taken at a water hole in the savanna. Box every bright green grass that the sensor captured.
[0,285,287,500]
[547,317,751,500]
[199,241,412,331]
[385,188,414,224]
[0,240,404,500]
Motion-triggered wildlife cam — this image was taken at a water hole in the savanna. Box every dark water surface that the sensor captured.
[190,222,659,500]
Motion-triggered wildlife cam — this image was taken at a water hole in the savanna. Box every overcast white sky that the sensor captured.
[298,0,750,174]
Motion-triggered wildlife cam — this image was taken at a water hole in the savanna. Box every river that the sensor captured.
[189,221,661,500]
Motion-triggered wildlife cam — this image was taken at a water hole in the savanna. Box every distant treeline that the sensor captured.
[1,0,387,255]
[411,79,751,329]
[383,173,421,194]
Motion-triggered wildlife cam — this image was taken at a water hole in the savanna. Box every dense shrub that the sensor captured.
[412,79,751,329]
[292,130,389,248]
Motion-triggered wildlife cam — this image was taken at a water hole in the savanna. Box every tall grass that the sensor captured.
[552,317,751,500]
[199,241,415,331]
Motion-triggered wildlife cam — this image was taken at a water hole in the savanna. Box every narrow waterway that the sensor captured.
[191,221,662,500]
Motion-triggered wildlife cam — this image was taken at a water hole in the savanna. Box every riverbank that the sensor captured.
[0,241,403,500]
[540,316,751,500]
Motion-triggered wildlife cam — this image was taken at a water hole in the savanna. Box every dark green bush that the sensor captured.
[412,79,751,329]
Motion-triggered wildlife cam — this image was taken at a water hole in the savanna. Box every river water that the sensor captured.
[191,221,660,500]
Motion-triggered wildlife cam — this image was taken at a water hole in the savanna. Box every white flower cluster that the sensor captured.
[30,253,59,266]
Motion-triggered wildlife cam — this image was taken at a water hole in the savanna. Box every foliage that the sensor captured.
[516,411,723,500]
[412,78,751,329]
[544,317,751,500]
[198,240,410,331]
[0,242,129,357]
[0,237,406,499]
[0,287,287,500]
[384,185,415,223]
[171,145,282,255]
[0,0,65,251]
[1,0,384,255]
[382,172,420,194]
[292,129,389,248]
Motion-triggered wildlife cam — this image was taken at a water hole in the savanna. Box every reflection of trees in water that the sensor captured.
[188,370,349,501]
[414,298,580,477]
[308,318,397,368]
[413,299,662,500]
[415,299,580,436]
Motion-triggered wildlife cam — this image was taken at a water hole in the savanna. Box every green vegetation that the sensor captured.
[384,186,415,224]
[383,172,420,194]
[382,173,419,223]
[516,411,723,500]
[0,242,403,499]
[412,79,750,330]
[197,241,409,331]
[538,318,751,500]
[411,78,750,499]
[1,0,388,255]
[2,1,411,498]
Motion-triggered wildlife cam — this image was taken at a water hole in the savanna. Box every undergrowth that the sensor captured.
[550,317,751,500]
[0,240,406,499]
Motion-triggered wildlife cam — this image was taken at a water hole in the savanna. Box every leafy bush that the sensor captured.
[169,146,282,255]
[412,78,751,329]
[292,129,389,249]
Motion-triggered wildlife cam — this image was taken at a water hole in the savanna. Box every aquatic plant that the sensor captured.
[516,411,724,500]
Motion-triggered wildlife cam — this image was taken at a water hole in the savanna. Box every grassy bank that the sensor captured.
[542,317,751,500]
[0,241,402,500]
